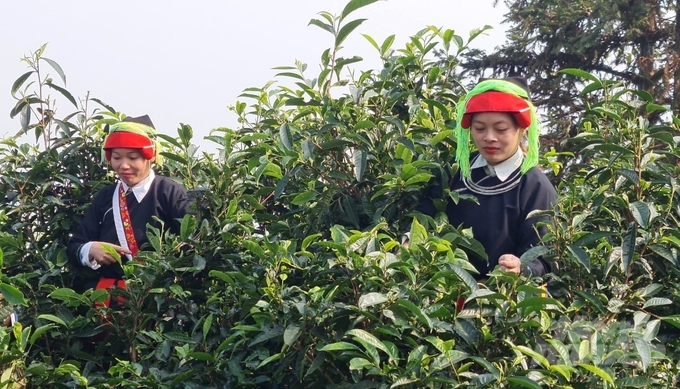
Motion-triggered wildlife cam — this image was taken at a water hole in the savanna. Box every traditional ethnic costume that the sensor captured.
[67,116,191,304]
[418,78,557,278]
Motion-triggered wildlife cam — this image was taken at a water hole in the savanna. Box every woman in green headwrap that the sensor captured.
[67,115,192,308]
[418,78,557,279]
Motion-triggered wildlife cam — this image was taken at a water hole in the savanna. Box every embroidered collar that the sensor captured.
[470,148,524,182]
[121,170,155,202]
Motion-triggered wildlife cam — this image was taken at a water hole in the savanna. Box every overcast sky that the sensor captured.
[0,1,508,153]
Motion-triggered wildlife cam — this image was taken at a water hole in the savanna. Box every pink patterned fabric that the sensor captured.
[118,184,139,256]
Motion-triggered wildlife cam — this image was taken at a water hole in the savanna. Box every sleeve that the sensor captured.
[66,189,109,268]
[399,169,446,243]
[402,164,457,243]
[79,242,100,269]
[413,161,460,218]
[161,180,193,235]
[415,175,444,217]
[518,172,558,277]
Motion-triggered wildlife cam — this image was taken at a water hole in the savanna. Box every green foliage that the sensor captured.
[1,5,680,389]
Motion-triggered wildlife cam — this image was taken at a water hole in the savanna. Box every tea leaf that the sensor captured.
[101,243,122,265]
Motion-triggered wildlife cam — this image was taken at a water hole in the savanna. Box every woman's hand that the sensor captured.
[498,254,522,275]
[88,242,131,266]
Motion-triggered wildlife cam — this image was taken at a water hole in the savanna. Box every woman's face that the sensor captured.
[470,112,523,166]
[110,148,153,187]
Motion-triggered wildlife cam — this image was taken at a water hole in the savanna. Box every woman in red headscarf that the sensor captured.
[417,78,557,279]
[67,115,191,305]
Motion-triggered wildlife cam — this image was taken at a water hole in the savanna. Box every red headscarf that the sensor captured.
[103,115,157,161]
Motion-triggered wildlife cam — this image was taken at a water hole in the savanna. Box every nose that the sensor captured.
[483,129,496,142]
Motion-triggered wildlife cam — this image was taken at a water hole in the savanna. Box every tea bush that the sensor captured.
[1,2,680,388]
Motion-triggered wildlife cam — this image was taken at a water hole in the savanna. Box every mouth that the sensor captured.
[483,147,499,154]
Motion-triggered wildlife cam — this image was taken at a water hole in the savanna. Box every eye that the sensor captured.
[496,128,509,132]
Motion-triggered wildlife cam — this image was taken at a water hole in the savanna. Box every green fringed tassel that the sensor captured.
[455,94,472,179]
[522,104,540,174]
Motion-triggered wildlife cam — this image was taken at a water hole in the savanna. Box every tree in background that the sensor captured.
[463,0,680,144]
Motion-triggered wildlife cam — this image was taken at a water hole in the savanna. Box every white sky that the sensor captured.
[0,1,508,154]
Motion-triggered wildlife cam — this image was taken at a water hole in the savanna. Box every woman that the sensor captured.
[418,78,557,278]
[67,115,192,306]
